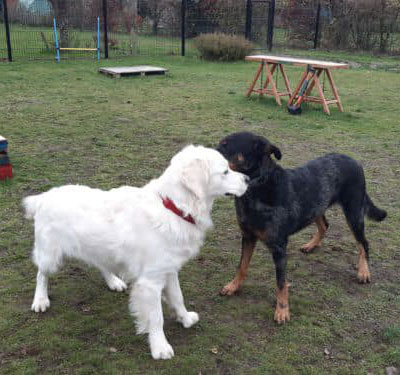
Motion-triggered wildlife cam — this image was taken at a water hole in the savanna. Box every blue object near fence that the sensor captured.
[97,17,101,63]
[53,17,101,63]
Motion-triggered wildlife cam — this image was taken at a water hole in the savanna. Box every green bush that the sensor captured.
[194,33,254,61]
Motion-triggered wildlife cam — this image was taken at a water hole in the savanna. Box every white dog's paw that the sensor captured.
[31,297,50,313]
[178,311,199,328]
[106,274,127,292]
[150,339,175,360]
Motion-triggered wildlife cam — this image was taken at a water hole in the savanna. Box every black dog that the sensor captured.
[217,131,386,324]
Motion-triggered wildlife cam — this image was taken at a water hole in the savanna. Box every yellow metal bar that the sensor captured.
[59,48,97,51]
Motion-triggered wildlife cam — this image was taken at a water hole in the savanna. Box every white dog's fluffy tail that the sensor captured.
[23,195,42,220]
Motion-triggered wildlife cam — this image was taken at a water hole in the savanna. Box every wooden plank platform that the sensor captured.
[245,55,349,70]
[99,66,168,78]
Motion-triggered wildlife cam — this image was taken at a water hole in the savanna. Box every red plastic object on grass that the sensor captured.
[0,163,13,180]
[0,135,12,180]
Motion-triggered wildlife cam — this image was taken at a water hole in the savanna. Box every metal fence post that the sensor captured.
[267,0,275,51]
[181,0,186,56]
[3,0,12,62]
[313,2,321,49]
[245,0,252,40]
[102,0,109,59]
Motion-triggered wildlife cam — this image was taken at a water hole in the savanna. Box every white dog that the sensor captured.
[24,145,248,360]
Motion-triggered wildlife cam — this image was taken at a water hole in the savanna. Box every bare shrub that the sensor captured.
[194,32,254,61]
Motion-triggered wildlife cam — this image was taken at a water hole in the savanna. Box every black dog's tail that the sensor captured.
[365,194,387,221]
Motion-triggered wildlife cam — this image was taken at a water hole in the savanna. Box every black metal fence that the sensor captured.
[1,0,400,62]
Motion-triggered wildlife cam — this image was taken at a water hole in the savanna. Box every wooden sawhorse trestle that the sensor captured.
[245,55,349,115]
[246,61,292,106]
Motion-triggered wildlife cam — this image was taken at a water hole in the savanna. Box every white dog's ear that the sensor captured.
[181,158,209,200]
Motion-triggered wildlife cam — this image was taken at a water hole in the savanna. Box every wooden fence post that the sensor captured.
[181,0,186,56]
[102,0,109,59]
[267,0,275,51]
[3,0,12,62]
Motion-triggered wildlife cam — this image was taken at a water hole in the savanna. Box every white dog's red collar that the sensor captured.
[161,196,196,225]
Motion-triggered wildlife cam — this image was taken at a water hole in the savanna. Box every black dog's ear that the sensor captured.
[252,136,268,154]
[253,136,282,160]
[270,144,282,160]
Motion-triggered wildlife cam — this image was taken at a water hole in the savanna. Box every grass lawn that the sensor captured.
[0,52,399,374]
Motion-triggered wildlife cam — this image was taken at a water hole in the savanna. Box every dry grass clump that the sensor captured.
[194,33,254,61]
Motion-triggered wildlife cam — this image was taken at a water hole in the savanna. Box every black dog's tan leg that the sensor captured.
[342,196,371,283]
[349,223,371,283]
[301,215,329,253]
[270,242,290,324]
[357,243,371,283]
[342,197,371,284]
[275,282,290,324]
[220,235,257,296]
